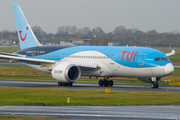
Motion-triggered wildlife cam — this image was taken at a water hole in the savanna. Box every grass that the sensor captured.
[0,76,54,82]
[0,66,51,77]
[0,117,60,120]
[0,46,20,53]
[0,87,180,106]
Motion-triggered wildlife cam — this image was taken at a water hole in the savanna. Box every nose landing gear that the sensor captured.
[150,77,159,89]
[98,77,113,87]
[151,82,159,88]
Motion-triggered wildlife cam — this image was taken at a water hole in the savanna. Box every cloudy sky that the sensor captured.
[0,0,180,33]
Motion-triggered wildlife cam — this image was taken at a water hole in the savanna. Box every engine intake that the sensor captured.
[52,63,81,83]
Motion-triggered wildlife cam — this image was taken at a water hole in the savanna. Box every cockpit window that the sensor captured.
[161,57,169,61]
[155,57,161,61]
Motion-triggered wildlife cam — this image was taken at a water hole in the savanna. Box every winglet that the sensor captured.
[165,50,175,56]
[12,3,42,50]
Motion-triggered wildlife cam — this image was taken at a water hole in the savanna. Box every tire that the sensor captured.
[99,80,104,86]
[58,82,62,86]
[109,80,113,86]
[62,83,68,86]
[151,83,155,88]
[68,82,73,86]
[104,80,109,87]
[155,83,159,88]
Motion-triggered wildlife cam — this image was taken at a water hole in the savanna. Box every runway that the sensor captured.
[0,105,179,120]
[0,80,180,92]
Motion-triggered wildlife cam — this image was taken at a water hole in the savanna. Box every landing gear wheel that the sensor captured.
[62,83,68,86]
[98,78,114,87]
[151,82,159,89]
[68,82,73,86]
[99,80,104,86]
[155,83,159,88]
[104,79,109,87]
[151,83,155,88]
[58,82,62,86]
[150,77,159,89]
[109,80,113,87]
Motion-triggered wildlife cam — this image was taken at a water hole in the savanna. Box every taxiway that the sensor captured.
[0,80,180,92]
[0,105,179,120]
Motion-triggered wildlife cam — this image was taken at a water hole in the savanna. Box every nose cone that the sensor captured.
[164,63,174,75]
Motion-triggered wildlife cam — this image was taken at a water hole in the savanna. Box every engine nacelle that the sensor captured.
[51,63,81,83]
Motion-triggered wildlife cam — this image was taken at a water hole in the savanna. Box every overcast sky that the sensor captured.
[0,0,180,33]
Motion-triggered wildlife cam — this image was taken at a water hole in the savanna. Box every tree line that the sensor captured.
[0,25,180,47]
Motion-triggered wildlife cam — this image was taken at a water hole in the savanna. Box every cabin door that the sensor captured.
[110,53,116,65]
[61,52,66,61]
[138,53,146,65]
[32,51,36,57]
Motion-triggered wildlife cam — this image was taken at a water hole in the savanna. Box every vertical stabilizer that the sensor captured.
[12,3,42,49]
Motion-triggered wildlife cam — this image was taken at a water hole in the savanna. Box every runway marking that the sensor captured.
[0,106,8,109]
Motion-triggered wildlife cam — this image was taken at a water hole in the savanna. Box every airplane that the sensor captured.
[0,3,175,88]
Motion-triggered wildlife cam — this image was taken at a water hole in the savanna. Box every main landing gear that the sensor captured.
[58,82,73,86]
[98,77,113,87]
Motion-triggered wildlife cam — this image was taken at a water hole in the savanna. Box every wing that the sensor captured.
[0,52,25,57]
[165,50,175,56]
[69,62,99,69]
[0,54,55,65]
[0,54,98,69]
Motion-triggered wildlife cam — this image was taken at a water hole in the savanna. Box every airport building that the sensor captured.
[0,40,13,45]
[108,42,119,46]
[60,39,92,46]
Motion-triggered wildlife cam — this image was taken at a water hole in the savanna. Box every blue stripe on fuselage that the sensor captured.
[14,46,171,68]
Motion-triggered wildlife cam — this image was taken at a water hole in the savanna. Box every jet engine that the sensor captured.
[51,63,81,83]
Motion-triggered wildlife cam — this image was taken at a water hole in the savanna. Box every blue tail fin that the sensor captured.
[12,3,42,49]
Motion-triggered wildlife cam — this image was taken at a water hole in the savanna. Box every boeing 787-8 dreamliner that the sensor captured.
[0,4,175,88]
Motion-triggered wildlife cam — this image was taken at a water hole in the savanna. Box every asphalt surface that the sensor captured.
[0,105,179,120]
[0,80,180,92]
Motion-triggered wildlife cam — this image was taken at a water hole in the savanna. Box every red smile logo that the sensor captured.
[19,27,28,41]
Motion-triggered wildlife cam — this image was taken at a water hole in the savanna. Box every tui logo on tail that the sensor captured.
[19,27,28,41]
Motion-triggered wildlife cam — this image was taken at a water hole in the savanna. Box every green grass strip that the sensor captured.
[0,76,54,82]
[0,87,180,106]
